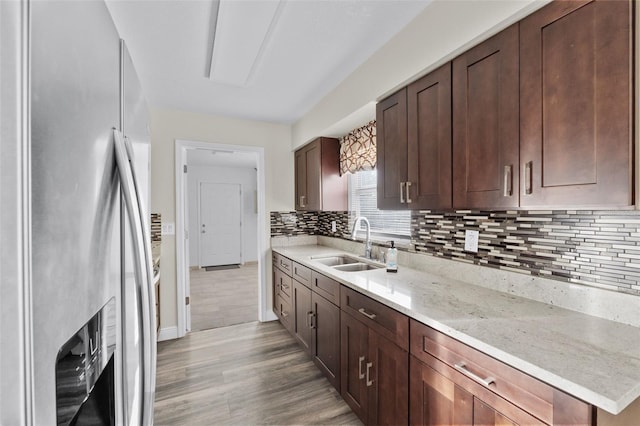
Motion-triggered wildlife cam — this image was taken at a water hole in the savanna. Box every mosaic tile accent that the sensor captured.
[151,213,162,242]
[412,210,640,296]
[270,211,320,236]
[270,209,640,296]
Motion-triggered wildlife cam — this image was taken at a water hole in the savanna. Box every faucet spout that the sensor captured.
[351,216,372,259]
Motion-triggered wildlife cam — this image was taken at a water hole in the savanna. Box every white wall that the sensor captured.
[150,107,292,332]
[291,0,550,148]
[187,165,258,266]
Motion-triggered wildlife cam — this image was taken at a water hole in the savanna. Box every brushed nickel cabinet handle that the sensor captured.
[358,307,376,320]
[454,362,495,387]
[300,195,306,208]
[503,165,512,197]
[309,311,316,329]
[400,182,406,203]
[366,362,374,387]
[406,181,412,203]
[358,356,366,379]
[525,161,532,195]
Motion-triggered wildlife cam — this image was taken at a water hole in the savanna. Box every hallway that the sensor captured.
[189,263,259,331]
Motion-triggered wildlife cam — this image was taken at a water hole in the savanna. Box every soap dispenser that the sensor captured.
[386,241,398,273]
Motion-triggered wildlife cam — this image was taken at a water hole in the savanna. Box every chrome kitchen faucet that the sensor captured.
[351,216,372,259]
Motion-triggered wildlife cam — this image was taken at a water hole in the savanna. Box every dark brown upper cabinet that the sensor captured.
[519,0,632,208]
[407,63,453,209]
[377,63,453,210]
[452,24,520,209]
[294,137,347,211]
[376,88,408,210]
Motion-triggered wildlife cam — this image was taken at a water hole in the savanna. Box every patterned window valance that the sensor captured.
[339,120,376,175]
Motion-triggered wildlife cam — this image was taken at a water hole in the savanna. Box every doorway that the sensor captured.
[175,140,270,338]
[198,182,242,267]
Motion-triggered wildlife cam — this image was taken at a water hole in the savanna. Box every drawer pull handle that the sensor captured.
[366,362,374,387]
[454,362,495,387]
[406,181,412,203]
[358,356,366,379]
[358,308,376,320]
[400,182,406,203]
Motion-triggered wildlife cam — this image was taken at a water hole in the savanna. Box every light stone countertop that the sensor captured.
[272,244,640,415]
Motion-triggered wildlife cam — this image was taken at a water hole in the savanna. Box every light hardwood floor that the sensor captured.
[154,321,362,425]
[190,263,259,331]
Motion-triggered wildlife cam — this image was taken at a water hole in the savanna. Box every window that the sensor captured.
[348,170,411,241]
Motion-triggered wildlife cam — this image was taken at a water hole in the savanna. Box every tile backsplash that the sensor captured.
[270,209,640,296]
[151,213,162,242]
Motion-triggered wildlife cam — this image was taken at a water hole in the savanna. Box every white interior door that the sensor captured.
[199,182,242,267]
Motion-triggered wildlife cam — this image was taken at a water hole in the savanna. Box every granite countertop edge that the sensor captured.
[272,244,640,415]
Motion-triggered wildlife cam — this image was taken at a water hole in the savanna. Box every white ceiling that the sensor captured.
[106,0,431,124]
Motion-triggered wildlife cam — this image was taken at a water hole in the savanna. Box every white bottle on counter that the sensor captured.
[386,241,398,273]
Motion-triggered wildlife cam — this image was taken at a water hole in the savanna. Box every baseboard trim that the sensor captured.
[158,326,179,342]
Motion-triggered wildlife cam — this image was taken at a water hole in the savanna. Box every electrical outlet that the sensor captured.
[161,223,175,235]
[464,230,479,253]
[331,220,337,233]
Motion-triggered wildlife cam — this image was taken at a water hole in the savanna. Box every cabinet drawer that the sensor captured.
[276,294,293,333]
[311,271,340,305]
[274,267,292,304]
[341,286,409,351]
[409,320,592,425]
[293,262,312,288]
[273,252,292,276]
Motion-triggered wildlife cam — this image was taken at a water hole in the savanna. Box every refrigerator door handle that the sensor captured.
[114,128,157,426]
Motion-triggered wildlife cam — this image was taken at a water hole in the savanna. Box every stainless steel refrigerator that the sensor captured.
[1,1,156,424]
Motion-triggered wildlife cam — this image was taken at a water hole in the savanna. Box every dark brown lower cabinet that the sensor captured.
[293,280,312,353]
[409,355,533,426]
[311,292,341,389]
[341,311,408,425]
[292,278,341,390]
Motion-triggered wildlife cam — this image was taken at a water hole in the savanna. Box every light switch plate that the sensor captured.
[331,220,337,233]
[162,223,175,235]
[464,230,479,253]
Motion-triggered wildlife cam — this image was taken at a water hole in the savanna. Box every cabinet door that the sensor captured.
[293,280,312,354]
[305,143,321,211]
[407,62,452,209]
[473,398,517,426]
[311,293,341,390]
[294,149,307,210]
[453,24,519,209]
[368,331,409,426]
[341,312,369,423]
[520,0,632,208]
[409,356,473,426]
[377,88,408,210]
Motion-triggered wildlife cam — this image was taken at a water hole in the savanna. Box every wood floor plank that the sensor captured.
[190,264,259,331]
[154,321,362,425]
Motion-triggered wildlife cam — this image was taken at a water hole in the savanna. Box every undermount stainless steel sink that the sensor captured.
[311,255,361,267]
[333,262,383,272]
